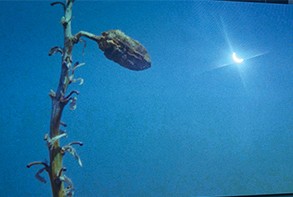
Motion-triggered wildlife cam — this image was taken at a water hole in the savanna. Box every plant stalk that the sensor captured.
[49,0,74,196]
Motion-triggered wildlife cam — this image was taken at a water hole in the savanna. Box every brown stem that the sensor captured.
[73,31,101,44]
[48,0,75,196]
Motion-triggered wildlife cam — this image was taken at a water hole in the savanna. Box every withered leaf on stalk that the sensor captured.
[97,30,151,71]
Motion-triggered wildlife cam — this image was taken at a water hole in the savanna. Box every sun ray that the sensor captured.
[196,16,269,94]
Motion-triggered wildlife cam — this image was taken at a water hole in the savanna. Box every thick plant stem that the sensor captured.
[26,0,151,196]
[49,0,74,196]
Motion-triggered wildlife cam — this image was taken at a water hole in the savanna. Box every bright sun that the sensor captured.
[232,52,244,64]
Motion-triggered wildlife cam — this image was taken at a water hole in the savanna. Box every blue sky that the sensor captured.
[0,1,292,196]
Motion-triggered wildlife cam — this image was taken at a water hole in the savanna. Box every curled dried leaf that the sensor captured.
[58,174,74,196]
[72,77,84,85]
[48,46,63,56]
[72,62,85,71]
[69,97,77,111]
[35,167,47,183]
[45,133,67,150]
[61,145,82,167]
[97,30,151,71]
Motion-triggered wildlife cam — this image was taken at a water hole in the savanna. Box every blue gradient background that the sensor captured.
[0,1,292,196]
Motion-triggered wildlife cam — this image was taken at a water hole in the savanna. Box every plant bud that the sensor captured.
[97,30,151,71]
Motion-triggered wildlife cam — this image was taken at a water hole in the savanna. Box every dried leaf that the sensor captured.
[72,77,84,85]
[69,97,77,111]
[35,167,47,183]
[59,174,74,196]
[62,145,82,167]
